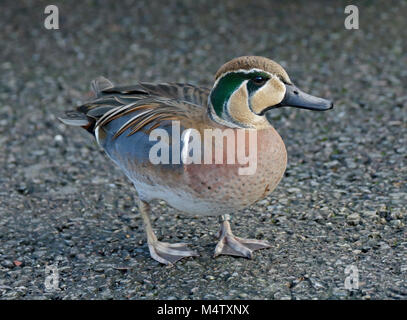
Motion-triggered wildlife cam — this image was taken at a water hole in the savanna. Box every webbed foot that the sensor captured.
[214,214,271,259]
[138,200,198,265]
[148,241,199,265]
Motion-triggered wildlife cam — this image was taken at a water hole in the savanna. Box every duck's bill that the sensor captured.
[277,84,333,111]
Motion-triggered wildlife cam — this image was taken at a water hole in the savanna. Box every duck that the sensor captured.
[59,56,333,265]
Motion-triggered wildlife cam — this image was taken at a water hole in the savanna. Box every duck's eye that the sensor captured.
[252,76,267,86]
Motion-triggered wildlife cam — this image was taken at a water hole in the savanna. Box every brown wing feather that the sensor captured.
[101,82,210,107]
[59,77,211,138]
[101,99,201,138]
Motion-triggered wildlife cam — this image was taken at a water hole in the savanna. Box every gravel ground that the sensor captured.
[0,0,406,300]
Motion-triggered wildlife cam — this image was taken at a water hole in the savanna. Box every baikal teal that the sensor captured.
[59,56,333,265]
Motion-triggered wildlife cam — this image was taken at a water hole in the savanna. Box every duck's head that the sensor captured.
[208,56,333,128]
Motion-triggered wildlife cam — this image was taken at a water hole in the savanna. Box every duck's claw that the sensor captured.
[214,215,271,259]
[214,235,271,258]
[148,241,199,265]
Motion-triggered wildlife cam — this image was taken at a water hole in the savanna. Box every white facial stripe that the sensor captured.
[214,68,274,85]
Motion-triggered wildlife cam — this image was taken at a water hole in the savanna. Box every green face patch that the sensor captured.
[210,71,270,118]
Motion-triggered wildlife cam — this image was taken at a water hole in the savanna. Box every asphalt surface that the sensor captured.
[0,0,406,299]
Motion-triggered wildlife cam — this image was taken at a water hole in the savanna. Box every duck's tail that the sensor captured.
[57,76,114,135]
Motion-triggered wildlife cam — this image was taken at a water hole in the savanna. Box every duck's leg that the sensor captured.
[138,200,199,265]
[214,214,271,259]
